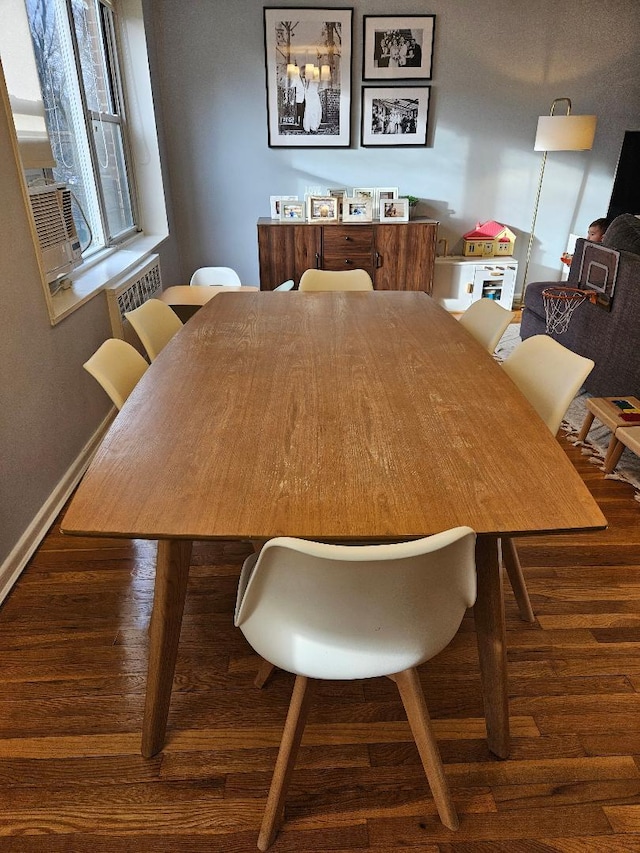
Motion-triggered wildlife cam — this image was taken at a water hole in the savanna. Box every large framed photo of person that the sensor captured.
[361,86,430,147]
[363,15,435,80]
[263,7,353,147]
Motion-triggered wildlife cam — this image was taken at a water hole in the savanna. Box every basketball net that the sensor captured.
[542,287,596,335]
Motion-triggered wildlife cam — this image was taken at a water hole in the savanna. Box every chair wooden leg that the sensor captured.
[257,675,314,852]
[254,658,277,689]
[501,537,535,623]
[394,667,459,831]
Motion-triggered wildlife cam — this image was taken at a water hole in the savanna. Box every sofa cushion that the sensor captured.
[602,214,640,255]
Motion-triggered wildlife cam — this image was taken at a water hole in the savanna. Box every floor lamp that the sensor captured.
[521,97,597,303]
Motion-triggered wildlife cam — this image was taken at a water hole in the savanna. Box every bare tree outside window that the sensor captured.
[26,0,137,253]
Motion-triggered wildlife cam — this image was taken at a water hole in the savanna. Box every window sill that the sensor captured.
[49,232,168,325]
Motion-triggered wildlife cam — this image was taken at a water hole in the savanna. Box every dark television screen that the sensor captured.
[607,131,640,220]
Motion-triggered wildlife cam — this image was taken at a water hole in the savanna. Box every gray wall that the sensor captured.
[148,0,640,286]
[0,0,638,574]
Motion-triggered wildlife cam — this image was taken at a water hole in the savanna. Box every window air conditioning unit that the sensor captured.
[28,184,82,284]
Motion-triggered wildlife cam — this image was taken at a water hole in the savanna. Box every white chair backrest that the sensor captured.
[83,338,149,411]
[124,298,183,362]
[190,266,242,287]
[298,269,374,291]
[273,279,294,291]
[235,528,476,681]
[502,334,594,435]
[458,299,515,354]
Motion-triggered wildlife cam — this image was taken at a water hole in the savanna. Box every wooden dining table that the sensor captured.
[62,291,606,760]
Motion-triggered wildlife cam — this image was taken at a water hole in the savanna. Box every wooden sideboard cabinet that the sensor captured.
[257,217,438,292]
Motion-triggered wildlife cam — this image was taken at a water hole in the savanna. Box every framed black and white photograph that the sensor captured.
[264,8,353,148]
[342,197,373,222]
[270,195,299,219]
[363,15,435,80]
[379,197,409,222]
[361,86,430,147]
[307,195,340,222]
[279,200,306,221]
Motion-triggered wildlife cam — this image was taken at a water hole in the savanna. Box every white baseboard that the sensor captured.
[0,412,115,606]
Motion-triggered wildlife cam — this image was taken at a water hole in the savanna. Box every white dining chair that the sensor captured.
[189,266,242,286]
[500,334,595,621]
[124,298,183,362]
[459,299,515,354]
[273,279,294,291]
[83,338,149,411]
[298,268,373,291]
[235,528,477,850]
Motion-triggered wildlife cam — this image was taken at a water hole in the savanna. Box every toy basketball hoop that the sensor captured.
[542,286,597,335]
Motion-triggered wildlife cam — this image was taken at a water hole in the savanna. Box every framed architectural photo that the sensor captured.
[270,195,298,219]
[279,200,306,221]
[379,197,409,222]
[342,196,373,222]
[307,195,339,222]
[363,15,435,80]
[361,86,430,147]
[263,8,353,148]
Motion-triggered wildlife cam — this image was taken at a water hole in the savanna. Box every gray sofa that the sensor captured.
[521,214,640,397]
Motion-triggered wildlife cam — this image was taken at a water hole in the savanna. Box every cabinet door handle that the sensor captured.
[315,252,320,269]
[375,252,382,268]
[344,258,353,265]
[344,235,353,241]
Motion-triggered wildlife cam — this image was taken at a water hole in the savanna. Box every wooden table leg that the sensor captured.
[141,538,192,758]
[473,534,510,759]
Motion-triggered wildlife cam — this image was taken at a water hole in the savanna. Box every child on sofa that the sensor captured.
[561,217,611,266]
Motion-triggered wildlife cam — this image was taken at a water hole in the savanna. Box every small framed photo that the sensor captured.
[361,86,430,147]
[328,187,347,217]
[279,200,306,221]
[363,15,435,81]
[270,195,298,219]
[352,187,375,201]
[375,187,398,217]
[342,196,373,223]
[307,195,339,222]
[379,197,409,222]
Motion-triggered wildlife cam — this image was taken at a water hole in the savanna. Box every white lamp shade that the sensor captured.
[534,114,597,152]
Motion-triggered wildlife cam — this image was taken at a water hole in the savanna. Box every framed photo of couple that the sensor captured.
[362,15,435,81]
[263,7,353,148]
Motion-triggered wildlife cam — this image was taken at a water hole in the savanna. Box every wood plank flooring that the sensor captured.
[1,435,640,851]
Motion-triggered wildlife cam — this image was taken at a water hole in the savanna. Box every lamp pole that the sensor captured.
[521,97,573,305]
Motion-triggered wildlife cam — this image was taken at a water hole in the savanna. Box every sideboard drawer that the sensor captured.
[323,226,373,270]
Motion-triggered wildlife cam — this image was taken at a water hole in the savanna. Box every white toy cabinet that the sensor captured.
[432,256,517,312]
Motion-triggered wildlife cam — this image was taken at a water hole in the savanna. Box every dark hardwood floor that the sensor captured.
[1,435,640,851]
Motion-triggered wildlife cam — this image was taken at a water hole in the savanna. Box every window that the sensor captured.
[25,0,137,254]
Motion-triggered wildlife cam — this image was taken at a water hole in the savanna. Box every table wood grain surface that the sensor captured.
[62,291,606,760]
